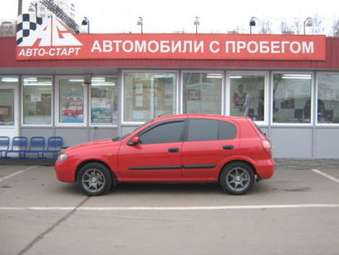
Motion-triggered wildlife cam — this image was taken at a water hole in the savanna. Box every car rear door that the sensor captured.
[181,118,238,181]
[118,120,185,181]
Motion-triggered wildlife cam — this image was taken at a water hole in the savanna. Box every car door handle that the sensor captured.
[168,147,179,153]
[223,145,234,150]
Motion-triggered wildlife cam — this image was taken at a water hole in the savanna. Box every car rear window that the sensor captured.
[218,121,236,140]
[186,119,237,141]
[186,119,219,141]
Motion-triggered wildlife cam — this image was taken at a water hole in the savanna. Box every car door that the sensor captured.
[118,120,185,181]
[181,118,238,181]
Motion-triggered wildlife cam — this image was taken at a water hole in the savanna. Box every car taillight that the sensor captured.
[262,140,272,157]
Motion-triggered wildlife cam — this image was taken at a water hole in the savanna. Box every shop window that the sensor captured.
[124,72,176,123]
[183,72,222,114]
[90,76,118,125]
[58,78,86,125]
[230,74,265,122]
[273,73,312,124]
[0,89,14,126]
[23,76,52,125]
[317,73,339,124]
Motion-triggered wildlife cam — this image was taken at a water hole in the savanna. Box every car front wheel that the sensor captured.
[220,162,255,195]
[77,162,113,196]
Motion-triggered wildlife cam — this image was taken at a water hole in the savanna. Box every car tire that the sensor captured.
[77,162,113,196]
[220,162,255,195]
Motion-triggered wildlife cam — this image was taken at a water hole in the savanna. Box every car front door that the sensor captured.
[118,120,185,182]
[181,118,238,181]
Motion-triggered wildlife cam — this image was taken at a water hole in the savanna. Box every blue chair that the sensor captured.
[0,136,9,159]
[6,136,28,159]
[44,136,64,159]
[26,137,46,159]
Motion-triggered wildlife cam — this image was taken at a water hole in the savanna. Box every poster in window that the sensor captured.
[91,97,112,124]
[61,87,84,123]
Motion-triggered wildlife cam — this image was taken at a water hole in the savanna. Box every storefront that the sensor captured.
[1,17,339,158]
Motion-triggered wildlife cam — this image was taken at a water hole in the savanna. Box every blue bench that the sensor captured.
[6,136,28,159]
[0,136,10,159]
[1,136,64,160]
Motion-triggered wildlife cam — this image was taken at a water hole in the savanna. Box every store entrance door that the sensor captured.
[0,82,19,140]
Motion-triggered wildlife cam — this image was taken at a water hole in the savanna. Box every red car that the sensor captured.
[55,114,275,196]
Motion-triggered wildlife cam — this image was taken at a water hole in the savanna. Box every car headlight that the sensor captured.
[57,152,68,161]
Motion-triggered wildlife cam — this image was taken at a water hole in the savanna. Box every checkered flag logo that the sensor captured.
[16,13,43,45]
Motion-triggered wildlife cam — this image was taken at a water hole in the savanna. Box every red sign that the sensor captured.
[16,16,326,61]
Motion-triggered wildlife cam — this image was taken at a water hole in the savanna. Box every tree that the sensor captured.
[293,18,302,34]
[280,21,294,34]
[311,15,324,34]
[333,19,339,36]
[260,20,272,34]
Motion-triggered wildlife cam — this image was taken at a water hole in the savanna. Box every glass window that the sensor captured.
[218,121,236,140]
[183,72,222,114]
[187,119,219,141]
[273,73,312,124]
[23,76,52,125]
[317,73,339,124]
[59,78,85,124]
[124,72,176,122]
[91,76,118,125]
[230,74,265,121]
[140,121,184,144]
[0,89,14,126]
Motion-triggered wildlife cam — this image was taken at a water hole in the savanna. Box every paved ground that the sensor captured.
[1,161,339,255]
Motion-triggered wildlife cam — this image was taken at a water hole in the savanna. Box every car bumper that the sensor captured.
[55,159,77,183]
[255,159,276,179]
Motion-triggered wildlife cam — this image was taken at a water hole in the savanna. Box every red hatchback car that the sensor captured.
[55,114,275,196]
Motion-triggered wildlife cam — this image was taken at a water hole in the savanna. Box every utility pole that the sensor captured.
[18,0,23,15]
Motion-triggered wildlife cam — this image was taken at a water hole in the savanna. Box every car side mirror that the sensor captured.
[128,136,141,146]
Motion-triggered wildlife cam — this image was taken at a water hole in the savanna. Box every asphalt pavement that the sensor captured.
[1,161,339,255]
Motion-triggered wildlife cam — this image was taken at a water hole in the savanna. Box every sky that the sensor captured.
[1,0,339,35]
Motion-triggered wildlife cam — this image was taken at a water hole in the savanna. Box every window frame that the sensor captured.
[89,75,118,127]
[271,71,314,127]
[180,70,225,115]
[138,119,185,144]
[21,75,53,127]
[226,71,269,126]
[121,70,179,125]
[0,77,19,129]
[55,76,88,127]
[315,71,339,127]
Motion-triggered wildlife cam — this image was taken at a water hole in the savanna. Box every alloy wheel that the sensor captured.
[81,168,106,193]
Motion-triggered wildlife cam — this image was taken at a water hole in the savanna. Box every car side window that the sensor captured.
[218,121,236,140]
[139,121,184,144]
[186,119,219,141]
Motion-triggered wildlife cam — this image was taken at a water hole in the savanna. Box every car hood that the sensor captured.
[65,139,120,153]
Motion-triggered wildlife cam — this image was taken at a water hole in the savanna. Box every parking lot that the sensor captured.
[1,160,339,255]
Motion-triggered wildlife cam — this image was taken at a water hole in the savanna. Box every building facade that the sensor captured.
[1,36,339,158]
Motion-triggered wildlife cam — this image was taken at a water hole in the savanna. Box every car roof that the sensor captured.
[154,114,249,122]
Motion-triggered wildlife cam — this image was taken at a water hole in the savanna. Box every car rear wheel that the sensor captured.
[77,162,113,196]
[220,162,255,195]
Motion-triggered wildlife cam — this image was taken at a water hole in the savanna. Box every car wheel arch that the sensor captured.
[218,159,257,182]
[76,159,118,186]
